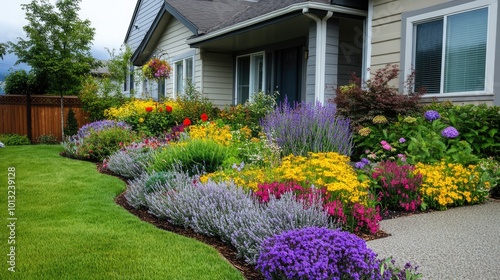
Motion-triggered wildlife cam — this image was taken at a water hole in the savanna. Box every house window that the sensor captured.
[236,52,265,104]
[404,0,496,95]
[174,57,194,96]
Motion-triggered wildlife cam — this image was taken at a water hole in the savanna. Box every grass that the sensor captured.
[0,145,244,280]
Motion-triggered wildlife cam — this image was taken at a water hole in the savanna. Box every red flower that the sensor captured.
[145,107,153,112]
[200,113,209,122]
[183,118,192,126]
[159,108,163,113]
[165,105,173,113]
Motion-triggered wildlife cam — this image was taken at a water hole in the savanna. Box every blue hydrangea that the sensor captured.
[424,110,441,121]
[256,227,382,280]
[355,158,370,169]
[441,126,460,138]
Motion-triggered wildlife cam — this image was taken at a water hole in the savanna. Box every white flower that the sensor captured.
[0,142,4,148]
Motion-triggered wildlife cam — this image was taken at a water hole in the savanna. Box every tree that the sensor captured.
[0,43,6,60]
[79,45,133,121]
[8,0,97,95]
[8,0,98,139]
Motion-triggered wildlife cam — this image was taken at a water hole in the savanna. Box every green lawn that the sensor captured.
[0,145,244,280]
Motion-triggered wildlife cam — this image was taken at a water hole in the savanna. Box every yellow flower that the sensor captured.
[138,117,144,123]
[372,115,388,124]
[358,127,371,136]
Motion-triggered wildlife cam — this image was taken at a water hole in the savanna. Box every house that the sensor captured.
[371,0,499,106]
[124,0,500,107]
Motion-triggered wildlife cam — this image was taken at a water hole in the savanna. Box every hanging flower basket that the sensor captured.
[142,58,172,80]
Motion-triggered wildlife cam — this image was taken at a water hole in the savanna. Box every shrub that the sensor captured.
[149,139,228,176]
[218,91,278,136]
[425,102,500,160]
[333,64,423,128]
[105,140,157,178]
[145,179,337,264]
[0,134,31,145]
[36,134,58,144]
[261,100,353,157]
[62,120,138,161]
[478,158,500,198]
[354,111,478,165]
[372,161,423,212]
[79,75,129,122]
[105,99,177,136]
[415,162,491,210]
[63,108,79,137]
[256,227,381,280]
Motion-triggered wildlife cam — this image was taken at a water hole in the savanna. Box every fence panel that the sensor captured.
[0,95,90,142]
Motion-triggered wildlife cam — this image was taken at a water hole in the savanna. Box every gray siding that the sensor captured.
[306,22,316,103]
[324,18,339,102]
[201,52,233,107]
[126,0,164,53]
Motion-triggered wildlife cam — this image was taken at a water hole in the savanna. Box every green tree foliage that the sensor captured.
[8,0,97,95]
[0,43,6,60]
[3,70,32,95]
[4,69,50,94]
[63,108,79,136]
[79,45,133,121]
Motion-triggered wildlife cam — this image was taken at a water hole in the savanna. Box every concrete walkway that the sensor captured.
[367,200,500,280]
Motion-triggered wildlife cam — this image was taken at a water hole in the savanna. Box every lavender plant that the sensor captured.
[256,227,382,280]
[143,178,337,264]
[124,172,152,208]
[261,100,353,157]
[62,120,137,161]
[106,142,155,178]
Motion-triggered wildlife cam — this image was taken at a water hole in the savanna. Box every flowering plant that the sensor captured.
[372,160,423,212]
[256,227,382,280]
[142,58,171,80]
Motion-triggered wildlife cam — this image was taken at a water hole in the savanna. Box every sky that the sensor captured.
[0,0,137,79]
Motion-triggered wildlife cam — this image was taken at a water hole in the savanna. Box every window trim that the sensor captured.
[235,51,266,104]
[403,0,497,96]
[173,56,194,98]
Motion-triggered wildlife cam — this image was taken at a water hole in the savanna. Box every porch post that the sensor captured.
[303,9,333,104]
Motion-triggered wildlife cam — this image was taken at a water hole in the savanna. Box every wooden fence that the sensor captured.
[0,95,90,142]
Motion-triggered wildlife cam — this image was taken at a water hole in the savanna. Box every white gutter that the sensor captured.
[186,2,367,45]
[303,8,332,104]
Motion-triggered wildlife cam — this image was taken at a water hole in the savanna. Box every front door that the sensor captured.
[274,46,302,106]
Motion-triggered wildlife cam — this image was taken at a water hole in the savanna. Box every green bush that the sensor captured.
[37,134,58,144]
[144,171,177,194]
[150,140,228,176]
[218,92,277,137]
[79,75,129,122]
[0,134,31,145]
[424,102,500,160]
[333,64,423,128]
[64,108,79,137]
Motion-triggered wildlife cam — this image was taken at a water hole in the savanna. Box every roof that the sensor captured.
[165,0,253,35]
[129,0,368,64]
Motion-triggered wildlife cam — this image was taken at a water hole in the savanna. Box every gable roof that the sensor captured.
[129,0,368,64]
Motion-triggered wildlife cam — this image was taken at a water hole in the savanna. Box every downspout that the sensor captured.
[303,8,333,104]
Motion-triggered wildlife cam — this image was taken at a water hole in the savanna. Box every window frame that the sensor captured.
[403,0,497,96]
[235,51,266,104]
[173,56,194,98]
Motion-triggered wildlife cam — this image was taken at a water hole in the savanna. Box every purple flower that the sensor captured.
[441,126,460,138]
[424,110,440,121]
[355,158,370,169]
[256,227,381,280]
[399,137,406,143]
